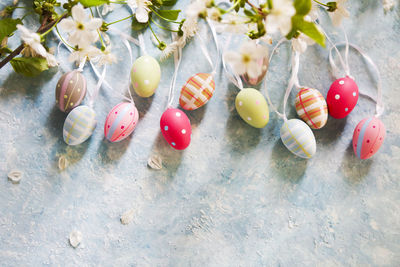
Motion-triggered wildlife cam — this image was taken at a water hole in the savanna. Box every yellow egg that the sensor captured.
[130,55,161,97]
[235,88,269,128]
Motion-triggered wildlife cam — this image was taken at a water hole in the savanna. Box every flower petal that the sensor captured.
[58,19,76,32]
[246,61,261,79]
[136,7,149,23]
[71,4,86,22]
[86,18,102,30]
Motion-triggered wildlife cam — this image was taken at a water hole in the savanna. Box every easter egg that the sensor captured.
[104,102,139,142]
[352,116,386,159]
[160,108,191,150]
[179,73,215,110]
[235,88,269,128]
[295,88,328,129]
[63,105,96,145]
[326,76,359,119]
[130,55,161,97]
[241,56,269,86]
[280,119,316,159]
[55,70,87,112]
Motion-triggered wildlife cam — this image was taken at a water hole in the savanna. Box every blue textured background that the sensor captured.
[1,0,399,265]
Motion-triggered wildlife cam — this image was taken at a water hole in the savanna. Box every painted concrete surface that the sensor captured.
[0,1,399,266]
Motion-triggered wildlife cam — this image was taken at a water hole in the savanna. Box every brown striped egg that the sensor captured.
[55,70,87,112]
[295,88,328,130]
[179,73,215,110]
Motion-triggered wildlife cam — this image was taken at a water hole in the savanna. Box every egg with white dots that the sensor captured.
[55,70,87,112]
[352,116,386,159]
[326,76,358,119]
[280,119,316,159]
[130,55,161,97]
[160,108,192,150]
[235,88,269,128]
[104,102,139,142]
[63,105,97,145]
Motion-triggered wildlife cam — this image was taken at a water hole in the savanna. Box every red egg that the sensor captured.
[352,116,386,159]
[160,108,192,150]
[326,76,359,119]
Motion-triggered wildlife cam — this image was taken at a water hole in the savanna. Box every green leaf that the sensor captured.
[131,17,147,31]
[0,18,22,42]
[10,57,49,77]
[161,0,178,6]
[157,9,181,20]
[293,0,312,16]
[79,0,109,7]
[289,15,325,46]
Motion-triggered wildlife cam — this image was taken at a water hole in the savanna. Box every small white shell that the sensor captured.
[8,170,22,184]
[147,155,162,170]
[58,155,68,170]
[120,209,135,225]
[69,230,82,248]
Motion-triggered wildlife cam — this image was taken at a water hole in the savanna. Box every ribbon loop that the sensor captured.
[166,33,183,108]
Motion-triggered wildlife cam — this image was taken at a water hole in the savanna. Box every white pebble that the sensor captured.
[147,155,162,170]
[69,230,82,248]
[8,170,22,184]
[58,156,68,170]
[120,209,135,225]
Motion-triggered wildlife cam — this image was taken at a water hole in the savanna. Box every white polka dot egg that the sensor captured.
[280,119,316,159]
[235,88,269,128]
[104,102,139,142]
[326,76,359,119]
[130,55,161,97]
[160,108,191,150]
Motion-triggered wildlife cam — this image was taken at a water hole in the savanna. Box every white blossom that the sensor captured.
[186,0,207,20]
[383,0,395,11]
[94,46,117,65]
[17,25,58,66]
[214,12,249,34]
[127,0,151,23]
[59,4,102,48]
[102,3,115,16]
[292,33,315,53]
[265,0,296,36]
[329,0,350,27]
[69,45,102,64]
[224,41,268,79]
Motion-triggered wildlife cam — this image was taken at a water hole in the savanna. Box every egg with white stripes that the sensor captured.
[235,88,269,128]
[352,116,386,159]
[131,55,161,97]
[280,119,316,159]
[63,105,97,145]
[295,88,328,129]
[104,102,139,142]
[179,73,215,110]
[55,70,87,112]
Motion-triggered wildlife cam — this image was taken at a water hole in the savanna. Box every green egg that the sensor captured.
[235,88,269,128]
[130,55,161,97]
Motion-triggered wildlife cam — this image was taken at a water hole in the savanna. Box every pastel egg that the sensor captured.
[104,102,139,142]
[55,70,87,112]
[235,88,269,128]
[352,116,386,159]
[280,119,316,159]
[179,73,215,110]
[130,55,161,97]
[241,56,269,86]
[295,88,328,129]
[63,105,96,145]
[160,108,191,150]
[326,76,358,119]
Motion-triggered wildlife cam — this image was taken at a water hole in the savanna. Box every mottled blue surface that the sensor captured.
[1,0,400,266]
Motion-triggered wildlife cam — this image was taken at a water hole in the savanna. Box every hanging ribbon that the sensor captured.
[221,34,244,90]
[166,33,183,108]
[329,42,384,117]
[197,19,220,76]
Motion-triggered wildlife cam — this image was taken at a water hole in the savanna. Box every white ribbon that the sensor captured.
[329,42,384,117]
[166,33,183,108]
[221,34,244,90]
[197,19,220,76]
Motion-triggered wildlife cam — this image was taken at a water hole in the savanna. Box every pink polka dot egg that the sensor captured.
[160,108,192,150]
[326,76,358,119]
[104,102,139,142]
[352,116,386,159]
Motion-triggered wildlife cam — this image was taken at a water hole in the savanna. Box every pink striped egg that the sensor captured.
[160,108,191,150]
[295,88,328,129]
[104,102,139,142]
[55,70,87,112]
[352,116,386,159]
[326,76,358,119]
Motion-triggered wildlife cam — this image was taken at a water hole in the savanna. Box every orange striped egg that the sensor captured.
[295,88,328,130]
[179,73,215,110]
